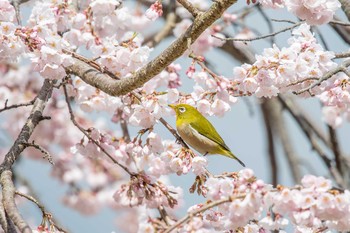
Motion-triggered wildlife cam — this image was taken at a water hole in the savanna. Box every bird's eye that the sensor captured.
[179,107,186,113]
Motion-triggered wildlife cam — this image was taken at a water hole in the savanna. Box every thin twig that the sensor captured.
[164,195,245,233]
[157,206,171,226]
[335,51,350,59]
[15,191,46,216]
[120,117,131,143]
[313,26,330,51]
[212,22,303,42]
[329,20,350,27]
[278,96,331,149]
[286,77,319,87]
[256,4,274,45]
[0,98,36,113]
[278,96,345,188]
[21,141,54,165]
[261,100,278,186]
[62,84,134,176]
[328,126,343,175]
[271,19,297,24]
[0,79,54,172]
[177,0,201,18]
[145,3,177,48]
[15,191,68,233]
[269,99,301,182]
[294,59,350,95]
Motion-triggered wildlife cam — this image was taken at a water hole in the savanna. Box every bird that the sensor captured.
[168,103,245,167]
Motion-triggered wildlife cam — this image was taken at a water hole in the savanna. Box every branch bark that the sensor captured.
[339,0,350,21]
[0,79,54,232]
[66,0,237,96]
[261,100,278,186]
[0,79,54,172]
[0,171,31,233]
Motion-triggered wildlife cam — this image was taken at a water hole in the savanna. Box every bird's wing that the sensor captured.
[189,115,231,151]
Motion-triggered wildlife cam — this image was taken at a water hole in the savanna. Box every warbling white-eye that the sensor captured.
[169,103,245,167]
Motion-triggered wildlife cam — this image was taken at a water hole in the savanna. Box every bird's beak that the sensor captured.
[168,104,176,110]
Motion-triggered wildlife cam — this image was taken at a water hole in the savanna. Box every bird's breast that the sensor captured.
[177,123,218,155]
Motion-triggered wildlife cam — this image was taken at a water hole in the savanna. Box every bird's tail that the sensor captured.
[226,151,246,167]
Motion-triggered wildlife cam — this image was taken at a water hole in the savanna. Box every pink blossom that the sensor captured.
[206,177,234,200]
[258,0,284,8]
[0,0,15,22]
[145,1,163,21]
[285,0,341,25]
[90,0,121,16]
[192,157,208,176]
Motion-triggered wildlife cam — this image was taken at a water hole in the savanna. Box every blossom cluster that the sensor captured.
[1,0,349,232]
[257,0,341,25]
[318,72,350,127]
[233,23,336,98]
[140,171,350,232]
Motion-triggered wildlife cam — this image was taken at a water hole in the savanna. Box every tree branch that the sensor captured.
[21,141,54,165]
[269,99,302,183]
[0,79,54,232]
[0,98,36,114]
[0,171,31,233]
[212,21,303,42]
[278,96,346,188]
[293,59,350,95]
[145,12,177,48]
[66,0,238,96]
[62,84,134,176]
[177,0,201,18]
[260,100,278,186]
[0,201,16,233]
[164,195,245,233]
[328,126,343,175]
[339,0,350,21]
[0,79,54,173]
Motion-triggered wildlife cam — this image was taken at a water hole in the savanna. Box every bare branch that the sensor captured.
[0,80,54,232]
[164,195,245,233]
[0,79,54,172]
[0,201,16,233]
[269,99,302,182]
[15,191,68,233]
[9,0,29,25]
[271,19,297,24]
[120,117,131,143]
[66,0,238,96]
[278,96,331,150]
[256,4,274,45]
[145,12,177,48]
[294,59,350,95]
[212,21,303,42]
[21,141,54,165]
[177,0,201,18]
[0,171,31,233]
[261,100,278,186]
[335,51,350,59]
[0,98,36,114]
[339,0,350,21]
[278,96,346,188]
[330,20,350,27]
[329,16,350,45]
[328,126,343,175]
[62,84,134,176]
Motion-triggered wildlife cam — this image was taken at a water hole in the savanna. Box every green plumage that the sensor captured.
[169,103,245,167]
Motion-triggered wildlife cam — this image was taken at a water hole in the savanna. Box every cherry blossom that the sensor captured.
[1,0,350,232]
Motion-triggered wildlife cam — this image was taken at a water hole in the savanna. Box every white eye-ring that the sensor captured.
[179,107,186,113]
